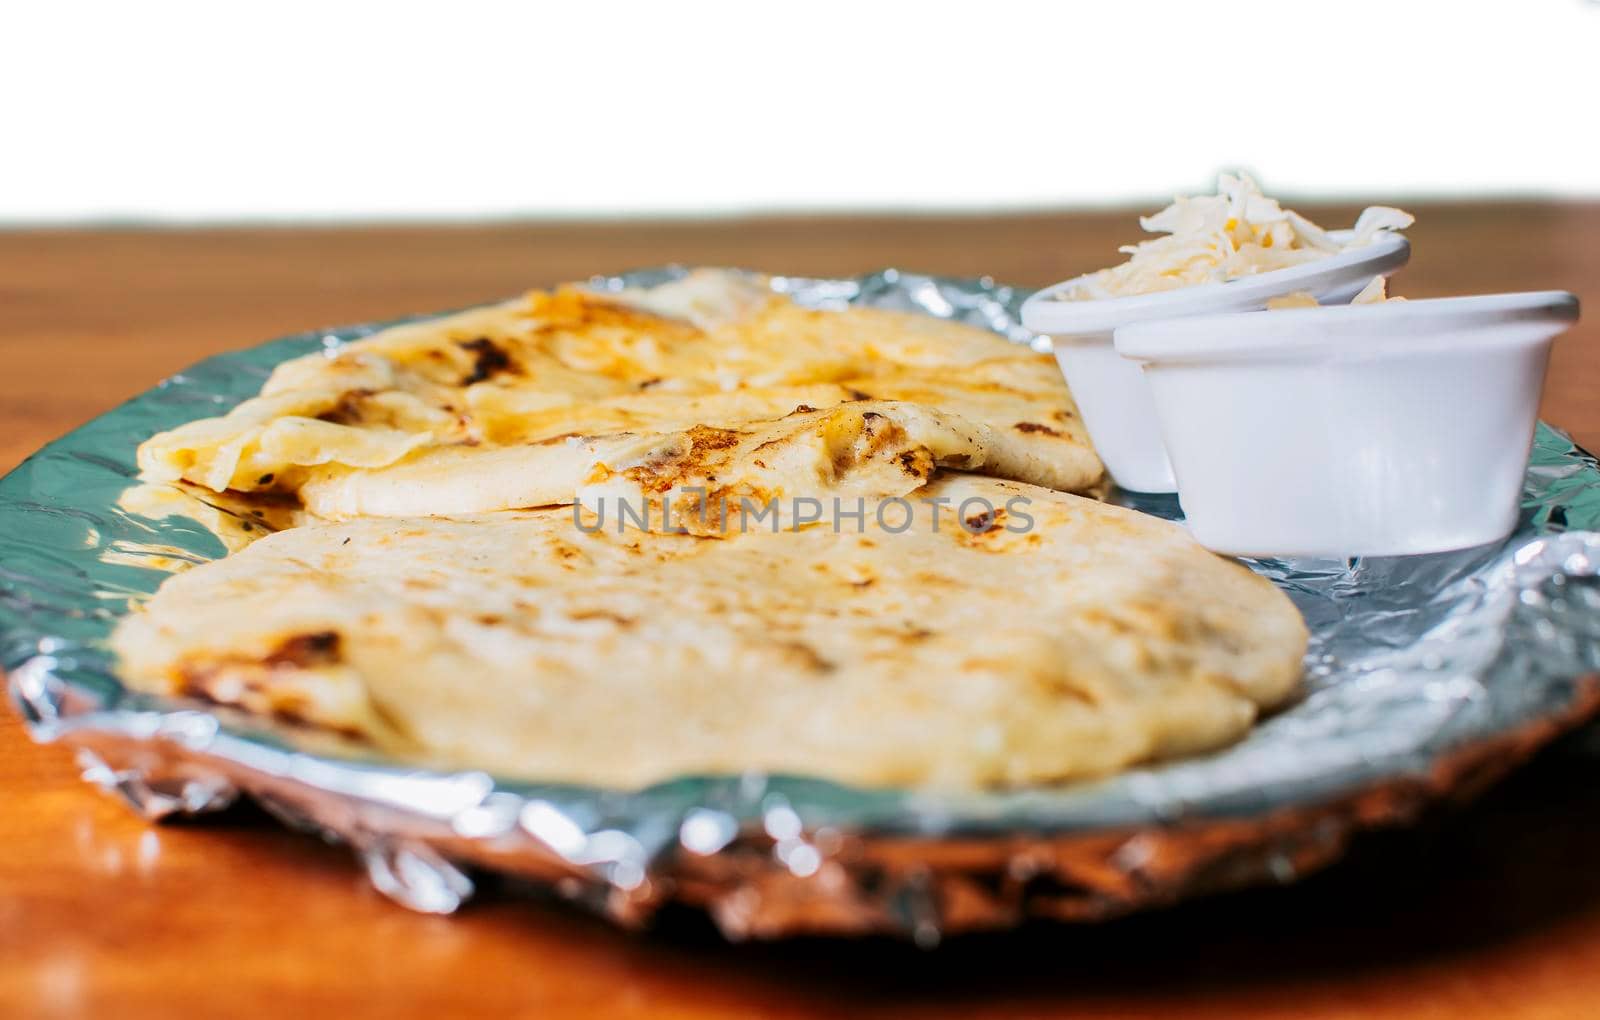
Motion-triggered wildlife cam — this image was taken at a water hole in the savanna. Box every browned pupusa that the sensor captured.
[111,475,1307,790]
[134,270,1103,509]
[297,399,1090,533]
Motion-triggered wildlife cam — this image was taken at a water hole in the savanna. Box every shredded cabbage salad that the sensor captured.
[1063,174,1413,301]
[1266,276,1400,310]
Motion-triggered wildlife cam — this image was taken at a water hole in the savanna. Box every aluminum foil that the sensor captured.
[4,268,1600,942]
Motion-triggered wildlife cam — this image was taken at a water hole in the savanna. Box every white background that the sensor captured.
[3,0,1597,223]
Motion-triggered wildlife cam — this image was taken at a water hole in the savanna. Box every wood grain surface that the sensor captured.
[2,205,1598,1019]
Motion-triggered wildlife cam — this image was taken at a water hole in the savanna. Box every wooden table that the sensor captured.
[3,205,1598,1019]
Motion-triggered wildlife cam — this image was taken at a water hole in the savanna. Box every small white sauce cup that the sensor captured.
[1021,232,1410,492]
[1114,291,1580,558]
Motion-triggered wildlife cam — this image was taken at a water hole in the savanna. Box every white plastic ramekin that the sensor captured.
[1021,232,1410,492]
[1115,291,1580,558]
